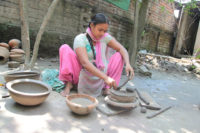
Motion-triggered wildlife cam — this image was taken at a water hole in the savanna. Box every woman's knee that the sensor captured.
[60,44,74,55]
[113,52,123,61]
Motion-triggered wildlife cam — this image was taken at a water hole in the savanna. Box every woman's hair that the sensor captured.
[88,13,109,27]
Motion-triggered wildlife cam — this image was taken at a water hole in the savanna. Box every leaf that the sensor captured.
[168,0,174,3]
[161,6,165,12]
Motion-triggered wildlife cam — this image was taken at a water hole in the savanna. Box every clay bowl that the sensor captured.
[109,89,137,103]
[4,71,40,82]
[6,79,51,106]
[66,94,98,115]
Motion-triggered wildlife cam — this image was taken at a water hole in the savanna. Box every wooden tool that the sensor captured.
[146,106,172,119]
[2,95,10,98]
[126,87,150,105]
[139,102,161,110]
[116,76,130,90]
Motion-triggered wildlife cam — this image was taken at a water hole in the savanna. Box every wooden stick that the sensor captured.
[2,95,10,98]
[135,89,150,105]
[139,102,161,110]
[117,77,130,90]
[146,106,172,119]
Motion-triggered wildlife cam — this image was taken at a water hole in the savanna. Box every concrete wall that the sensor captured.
[193,20,200,55]
[0,0,176,57]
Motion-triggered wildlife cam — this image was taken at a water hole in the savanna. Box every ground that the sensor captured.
[0,58,200,133]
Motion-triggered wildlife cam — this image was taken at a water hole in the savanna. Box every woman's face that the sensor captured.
[91,23,108,39]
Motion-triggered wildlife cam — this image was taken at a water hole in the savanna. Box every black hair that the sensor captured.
[88,13,109,28]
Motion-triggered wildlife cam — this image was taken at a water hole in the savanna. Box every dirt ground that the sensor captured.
[0,58,200,133]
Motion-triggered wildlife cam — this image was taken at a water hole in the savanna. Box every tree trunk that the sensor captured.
[19,0,30,66]
[137,0,149,48]
[30,0,59,69]
[129,0,140,67]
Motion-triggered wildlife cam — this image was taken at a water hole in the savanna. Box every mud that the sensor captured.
[12,82,47,93]
[71,98,93,106]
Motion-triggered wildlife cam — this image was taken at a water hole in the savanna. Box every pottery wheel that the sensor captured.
[104,96,138,108]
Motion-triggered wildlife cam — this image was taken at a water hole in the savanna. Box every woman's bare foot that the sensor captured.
[60,82,73,97]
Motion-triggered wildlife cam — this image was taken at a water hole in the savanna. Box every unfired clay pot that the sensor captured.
[6,79,51,106]
[66,94,98,115]
[8,61,20,68]
[4,71,40,82]
[105,96,138,108]
[109,89,137,103]
[0,46,9,64]
[0,42,10,49]
[10,49,25,54]
[9,54,24,63]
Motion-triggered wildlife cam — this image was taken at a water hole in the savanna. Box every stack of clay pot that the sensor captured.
[0,42,10,64]
[105,88,138,108]
[8,39,25,68]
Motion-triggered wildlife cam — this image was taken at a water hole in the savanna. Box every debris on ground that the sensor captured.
[138,65,152,77]
[136,51,200,76]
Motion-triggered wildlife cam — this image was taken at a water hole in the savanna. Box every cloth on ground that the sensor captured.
[42,69,65,93]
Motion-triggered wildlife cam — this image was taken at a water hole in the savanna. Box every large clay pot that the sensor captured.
[9,54,24,63]
[8,61,20,68]
[0,46,9,64]
[0,42,9,49]
[4,71,40,82]
[6,79,51,106]
[8,39,21,48]
[10,49,25,54]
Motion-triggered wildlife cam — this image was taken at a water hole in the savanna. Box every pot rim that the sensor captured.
[66,93,98,108]
[5,71,40,77]
[6,79,51,96]
[110,89,136,97]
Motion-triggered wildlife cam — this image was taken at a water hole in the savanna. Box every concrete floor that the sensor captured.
[0,59,200,133]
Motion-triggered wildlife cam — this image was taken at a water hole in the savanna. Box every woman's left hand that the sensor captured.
[125,64,134,79]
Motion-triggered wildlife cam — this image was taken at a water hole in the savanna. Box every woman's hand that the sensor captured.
[104,76,117,89]
[125,64,134,79]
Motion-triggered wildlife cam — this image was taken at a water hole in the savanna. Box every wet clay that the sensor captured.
[71,98,93,106]
[12,82,48,93]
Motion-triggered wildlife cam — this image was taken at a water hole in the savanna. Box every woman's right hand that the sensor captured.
[104,76,117,89]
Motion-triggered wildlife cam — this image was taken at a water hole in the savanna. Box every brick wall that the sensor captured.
[0,0,176,57]
[140,0,176,54]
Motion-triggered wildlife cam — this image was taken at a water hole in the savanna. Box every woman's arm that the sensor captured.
[107,38,134,79]
[75,47,117,88]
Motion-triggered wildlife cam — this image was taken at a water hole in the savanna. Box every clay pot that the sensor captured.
[66,94,98,115]
[109,89,137,103]
[105,96,138,108]
[6,79,51,106]
[0,46,9,64]
[0,42,10,49]
[9,54,24,63]
[4,71,40,82]
[9,52,16,55]
[8,61,20,68]
[8,39,21,48]
[10,49,25,54]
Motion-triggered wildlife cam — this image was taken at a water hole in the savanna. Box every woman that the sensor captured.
[59,13,134,97]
